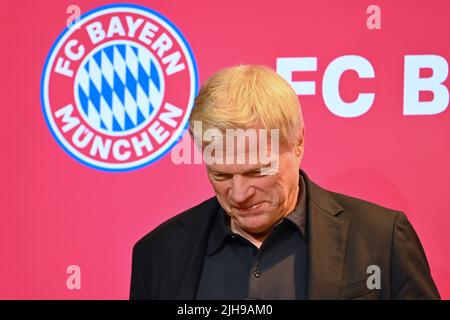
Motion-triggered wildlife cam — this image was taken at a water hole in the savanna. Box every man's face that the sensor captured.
[204,131,303,235]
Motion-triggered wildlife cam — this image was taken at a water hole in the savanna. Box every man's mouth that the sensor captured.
[234,202,263,213]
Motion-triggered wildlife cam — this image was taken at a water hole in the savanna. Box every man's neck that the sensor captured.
[230,219,269,249]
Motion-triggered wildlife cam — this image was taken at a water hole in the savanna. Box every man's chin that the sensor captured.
[235,215,273,235]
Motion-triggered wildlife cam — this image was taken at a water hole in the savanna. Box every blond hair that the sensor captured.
[188,65,304,147]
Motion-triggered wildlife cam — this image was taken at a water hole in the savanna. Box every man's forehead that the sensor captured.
[201,133,279,158]
[204,134,274,150]
[198,125,282,174]
[206,158,277,174]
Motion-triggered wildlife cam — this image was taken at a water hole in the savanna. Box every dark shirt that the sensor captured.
[196,175,308,300]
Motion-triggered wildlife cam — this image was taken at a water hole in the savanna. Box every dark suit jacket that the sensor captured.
[130,170,440,300]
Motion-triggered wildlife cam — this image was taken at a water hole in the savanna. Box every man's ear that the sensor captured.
[294,127,305,157]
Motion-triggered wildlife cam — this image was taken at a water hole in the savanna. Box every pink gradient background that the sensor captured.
[0,0,449,299]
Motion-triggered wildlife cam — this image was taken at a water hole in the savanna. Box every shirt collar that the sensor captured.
[206,206,233,256]
[206,171,308,256]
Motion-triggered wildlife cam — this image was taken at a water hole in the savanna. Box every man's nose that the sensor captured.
[229,175,255,205]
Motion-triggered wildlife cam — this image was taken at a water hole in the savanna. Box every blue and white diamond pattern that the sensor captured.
[75,42,164,134]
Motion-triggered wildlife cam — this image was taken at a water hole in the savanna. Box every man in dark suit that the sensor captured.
[130,65,440,300]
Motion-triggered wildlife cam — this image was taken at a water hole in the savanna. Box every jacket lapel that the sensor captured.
[302,171,350,299]
[176,198,220,299]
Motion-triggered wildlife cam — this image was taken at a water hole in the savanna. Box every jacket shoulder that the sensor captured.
[319,185,404,231]
[303,171,403,227]
[133,196,219,253]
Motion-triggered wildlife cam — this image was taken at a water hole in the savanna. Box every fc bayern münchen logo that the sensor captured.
[41,4,198,171]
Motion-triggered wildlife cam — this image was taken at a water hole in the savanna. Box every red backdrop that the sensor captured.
[1,0,449,299]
